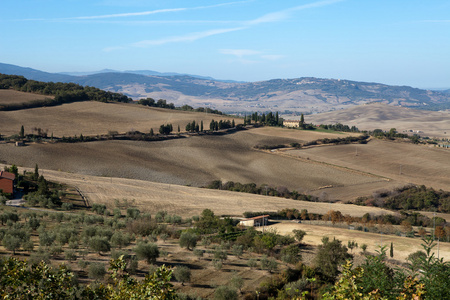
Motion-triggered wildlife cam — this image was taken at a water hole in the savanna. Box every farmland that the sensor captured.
[0,89,53,106]
[1,96,449,298]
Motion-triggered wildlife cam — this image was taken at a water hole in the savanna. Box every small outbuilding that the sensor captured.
[239,215,269,227]
[0,171,15,195]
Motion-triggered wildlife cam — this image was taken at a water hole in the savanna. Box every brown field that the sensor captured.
[18,167,395,219]
[284,138,450,199]
[0,89,53,105]
[305,103,450,139]
[265,221,450,262]
[1,120,448,202]
[0,101,242,137]
[0,129,387,195]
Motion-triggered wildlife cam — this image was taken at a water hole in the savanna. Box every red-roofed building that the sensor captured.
[0,171,15,195]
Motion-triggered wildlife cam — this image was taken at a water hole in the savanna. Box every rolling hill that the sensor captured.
[305,102,450,138]
[2,62,450,114]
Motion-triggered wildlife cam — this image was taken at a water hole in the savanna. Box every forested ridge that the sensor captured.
[0,74,131,110]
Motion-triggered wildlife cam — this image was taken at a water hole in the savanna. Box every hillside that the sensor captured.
[2,63,450,114]
[305,102,450,138]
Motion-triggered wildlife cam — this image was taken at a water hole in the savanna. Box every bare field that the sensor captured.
[265,222,450,262]
[0,129,384,194]
[21,168,395,218]
[284,138,450,198]
[0,101,241,136]
[306,103,450,138]
[0,89,53,105]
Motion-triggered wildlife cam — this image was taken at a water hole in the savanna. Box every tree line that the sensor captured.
[0,74,131,111]
[355,184,450,213]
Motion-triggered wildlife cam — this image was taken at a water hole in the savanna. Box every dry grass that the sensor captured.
[284,138,450,199]
[306,103,450,138]
[265,221,450,262]
[20,167,396,219]
[0,89,54,105]
[0,101,241,136]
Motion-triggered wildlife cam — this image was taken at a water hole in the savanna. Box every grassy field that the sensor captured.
[0,89,54,106]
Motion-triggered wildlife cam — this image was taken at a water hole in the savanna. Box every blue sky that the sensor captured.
[1,0,450,88]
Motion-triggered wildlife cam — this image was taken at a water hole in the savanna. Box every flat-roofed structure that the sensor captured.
[239,215,269,227]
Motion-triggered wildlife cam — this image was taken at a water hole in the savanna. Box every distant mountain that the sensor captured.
[0,63,76,83]
[1,62,450,113]
[59,68,219,81]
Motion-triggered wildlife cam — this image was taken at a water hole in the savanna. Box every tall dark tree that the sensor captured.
[20,125,24,138]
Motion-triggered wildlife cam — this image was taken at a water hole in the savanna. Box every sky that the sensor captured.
[1,0,450,88]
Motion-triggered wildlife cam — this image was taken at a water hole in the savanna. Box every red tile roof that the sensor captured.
[0,171,15,181]
[242,215,270,221]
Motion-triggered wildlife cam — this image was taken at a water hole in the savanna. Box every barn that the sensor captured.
[239,215,269,227]
[0,171,15,195]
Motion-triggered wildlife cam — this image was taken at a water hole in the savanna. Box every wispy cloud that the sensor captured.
[131,27,245,47]
[103,0,343,51]
[220,49,284,62]
[21,1,251,22]
[247,0,345,25]
[219,49,261,58]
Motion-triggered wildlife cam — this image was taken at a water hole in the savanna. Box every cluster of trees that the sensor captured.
[138,99,224,115]
[318,123,359,132]
[207,180,318,201]
[137,98,175,109]
[244,111,283,126]
[0,74,130,111]
[209,119,235,131]
[179,104,223,115]
[0,256,177,299]
[302,134,369,147]
[355,184,450,213]
[159,124,173,135]
[185,120,203,132]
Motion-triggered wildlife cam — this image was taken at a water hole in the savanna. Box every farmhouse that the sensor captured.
[283,120,300,128]
[0,171,15,195]
[239,215,269,227]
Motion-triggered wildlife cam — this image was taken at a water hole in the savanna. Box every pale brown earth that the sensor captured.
[0,128,386,195]
[0,101,241,137]
[264,222,450,262]
[0,89,53,105]
[304,103,450,139]
[283,138,450,199]
[15,167,395,219]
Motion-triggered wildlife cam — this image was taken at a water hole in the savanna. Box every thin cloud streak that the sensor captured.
[131,27,245,47]
[247,0,345,25]
[20,1,250,22]
[105,0,344,51]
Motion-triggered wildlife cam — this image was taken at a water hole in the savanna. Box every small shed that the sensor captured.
[0,171,15,195]
[239,215,269,227]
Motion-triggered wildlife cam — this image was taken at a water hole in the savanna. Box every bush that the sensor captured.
[214,286,238,300]
[88,262,106,280]
[247,258,258,269]
[173,266,191,285]
[61,203,74,211]
[179,232,198,250]
[134,242,159,264]
[89,236,111,254]
[212,259,223,270]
